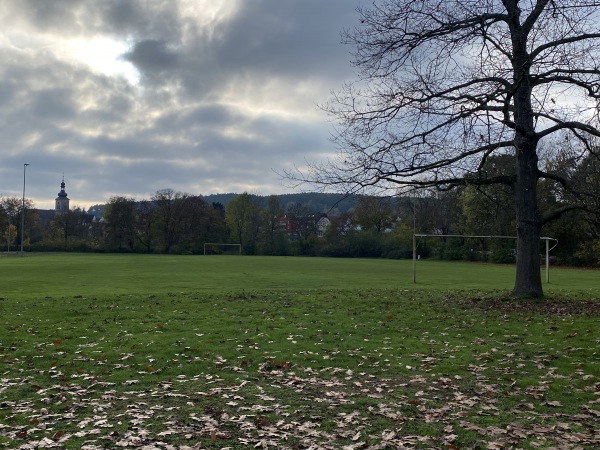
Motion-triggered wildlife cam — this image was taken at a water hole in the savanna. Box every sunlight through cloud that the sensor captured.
[66,37,139,85]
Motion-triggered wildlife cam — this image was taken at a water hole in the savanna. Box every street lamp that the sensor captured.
[6,213,10,253]
[20,163,29,254]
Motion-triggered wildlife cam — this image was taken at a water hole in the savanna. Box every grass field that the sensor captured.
[1,254,599,449]
[0,253,598,297]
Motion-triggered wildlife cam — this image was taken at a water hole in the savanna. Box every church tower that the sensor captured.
[55,177,70,213]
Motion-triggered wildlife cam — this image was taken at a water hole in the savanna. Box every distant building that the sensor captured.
[55,177,70,213]
[316,216,331,238]
[278,213,330,239]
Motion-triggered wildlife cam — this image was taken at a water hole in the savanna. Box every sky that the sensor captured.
[0,0,361,210]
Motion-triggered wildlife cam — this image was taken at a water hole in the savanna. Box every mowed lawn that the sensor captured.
[1,254,599,449]
[0,253,597,297]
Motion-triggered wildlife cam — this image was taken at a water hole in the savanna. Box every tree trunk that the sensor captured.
[513,144,543,297]
[510,19,544,298]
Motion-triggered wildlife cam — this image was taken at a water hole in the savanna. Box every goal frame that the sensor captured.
[412,234,558,284]
[203,243,242,255]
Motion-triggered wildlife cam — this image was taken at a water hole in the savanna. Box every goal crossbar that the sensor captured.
[412,234,558,284]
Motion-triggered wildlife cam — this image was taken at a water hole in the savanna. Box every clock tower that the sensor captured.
[55,177,70,213]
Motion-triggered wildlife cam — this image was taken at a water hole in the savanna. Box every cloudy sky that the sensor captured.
[0,0,361,209]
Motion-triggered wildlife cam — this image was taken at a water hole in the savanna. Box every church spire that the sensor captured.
[55,175,70,213]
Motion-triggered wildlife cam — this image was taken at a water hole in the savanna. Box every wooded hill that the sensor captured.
[203,192,358,214]
[87,192,359,219]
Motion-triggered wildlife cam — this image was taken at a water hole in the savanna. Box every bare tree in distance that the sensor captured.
[295,0,600,297]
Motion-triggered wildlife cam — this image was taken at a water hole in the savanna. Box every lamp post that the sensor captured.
[7,214,10,253]
[20,163,29,254]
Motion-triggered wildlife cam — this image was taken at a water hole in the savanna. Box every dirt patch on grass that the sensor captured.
[454,294,600,316]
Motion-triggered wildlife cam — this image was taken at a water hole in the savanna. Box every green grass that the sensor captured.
[0,253,597,298]
[0,254,599,448]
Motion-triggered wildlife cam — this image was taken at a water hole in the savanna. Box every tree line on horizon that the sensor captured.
[0,152,598,266]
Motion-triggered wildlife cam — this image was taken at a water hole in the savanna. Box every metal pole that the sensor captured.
[545,238,550,284]
[412,233,417,283]
[412,197,417,283]
[20,163,29,254]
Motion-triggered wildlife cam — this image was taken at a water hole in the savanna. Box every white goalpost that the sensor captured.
[203,243,242,255]
[412,234,558,284]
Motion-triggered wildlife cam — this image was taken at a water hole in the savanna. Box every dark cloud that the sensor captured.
[98,1,152,35]
[215,0,357,78]
[0,80,18,104]
[97,0,184,40]
[167,0,358,99]
[30,89,77,120]
[155,104,238,131]
[5,0,182,40]
[124,39,180,74]
[7,0,84,32]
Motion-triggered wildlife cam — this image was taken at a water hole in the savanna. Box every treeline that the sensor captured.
[2,153,599,265]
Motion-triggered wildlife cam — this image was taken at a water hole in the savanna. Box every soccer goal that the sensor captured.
[412,234,558,284]
[203,243,242,255]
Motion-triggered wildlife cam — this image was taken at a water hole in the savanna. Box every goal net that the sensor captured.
[203,243,242,255]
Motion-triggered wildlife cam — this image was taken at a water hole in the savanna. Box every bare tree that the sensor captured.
[303,0,600,297]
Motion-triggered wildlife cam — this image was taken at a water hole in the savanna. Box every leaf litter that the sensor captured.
[1,289,599,449]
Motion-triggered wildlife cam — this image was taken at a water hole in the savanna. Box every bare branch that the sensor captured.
[531,32,600,61]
